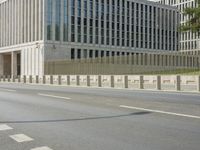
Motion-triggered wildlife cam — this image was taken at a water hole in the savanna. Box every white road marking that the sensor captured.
[38,93,71,100]
[10,134,34,143]
[31,147,53,150]
[120,105,200,119]
[0,88,16,92]
[0,124,13,131]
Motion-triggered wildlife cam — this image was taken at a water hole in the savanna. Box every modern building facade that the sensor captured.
[0,0,181,76]
[158,0,200,55]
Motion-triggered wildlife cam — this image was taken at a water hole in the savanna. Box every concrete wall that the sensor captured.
[1,75,200,93]
[21,45,44,76]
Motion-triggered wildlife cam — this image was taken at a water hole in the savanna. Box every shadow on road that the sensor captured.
[0,111,151,124]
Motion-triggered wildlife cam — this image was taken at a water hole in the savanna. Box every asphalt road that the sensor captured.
[0,83,200,150]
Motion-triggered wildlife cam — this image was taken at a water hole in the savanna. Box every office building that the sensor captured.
[158,0,200,55]
[0,0,182,75]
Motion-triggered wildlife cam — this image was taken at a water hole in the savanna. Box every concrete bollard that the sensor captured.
[3,75,5,82]
[124,76,128,88]
[18,76,21,83]
[29,75,32,83]
[50,75,53,84]
[0,76,2,82]
[76,75,80,86]
[58,76,61,85]
[98,75,102,87]
[156,76,161,90]
[139,76,144,89]
[36,76,39,84]
[12,76,15,82]
[43,76,46,84]
[67,75,70,85]
[8,76,11,82]
[176,75,181,91]
[87,75,90,87]
[197,76,200,92]
[111,76,114,88]
[23,75,26,83]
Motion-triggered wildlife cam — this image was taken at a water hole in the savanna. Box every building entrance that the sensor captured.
[0,51,21,77]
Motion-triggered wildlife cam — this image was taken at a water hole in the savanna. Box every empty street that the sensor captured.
[0,83,200,150]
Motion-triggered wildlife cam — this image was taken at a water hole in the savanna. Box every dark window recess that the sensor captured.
[106,51,110,57]
[101,51,104,57]
[89,50,93,58]
[95,50,98,58]
[71,49,75,59]
[77,49,81,59]
[112,51,115,56]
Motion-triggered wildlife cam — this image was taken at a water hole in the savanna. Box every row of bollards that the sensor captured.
[0,75,199,92]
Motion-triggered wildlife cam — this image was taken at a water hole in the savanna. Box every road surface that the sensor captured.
[0,83,200,150]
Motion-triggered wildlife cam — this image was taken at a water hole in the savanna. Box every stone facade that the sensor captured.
[0,0,197,76]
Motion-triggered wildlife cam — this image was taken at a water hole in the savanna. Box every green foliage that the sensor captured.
[180,0,200,35]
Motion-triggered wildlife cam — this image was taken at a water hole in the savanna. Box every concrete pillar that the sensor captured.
[67,75,70,85]
[147,54,151,66]
[76,75,80,86]
[124,75,128,88]
[23,75,26,83]
[11,51,17,77]
[157,76,161,90]
[111,76,114,88]
[58,75,61,85]
[50,75,53,84]
[197,76,200,92]
[12,75,15,82]
[3,75,5,82]
[0,54,3,75]
[18,75,21,83]
[138,53,142,65]
[139,76,144,89]
[133,53,137,65]
[129,53,132,65]
[43,76,46,84]
[29,75,32,83]
[124,53,127,65]
[98,75,102,87]
[36,76,39,84]
[176,75,181,91]
[87,75,90,87]
[8,75,11,82]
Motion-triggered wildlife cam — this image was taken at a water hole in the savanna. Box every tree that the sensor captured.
[180,0,200,35]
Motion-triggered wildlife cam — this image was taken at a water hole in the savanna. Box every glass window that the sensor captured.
[55,0,61,41]
[47,0,53,40]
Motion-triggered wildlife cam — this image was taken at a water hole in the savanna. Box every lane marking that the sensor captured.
[31,147,53,150]
[38,93,71,100]
[120,105,200,119]
[0,124,13,131]
[0,88,16,92]
[10,134,34,143]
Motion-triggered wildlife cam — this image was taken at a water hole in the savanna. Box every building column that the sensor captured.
[138,53,142,66]
[11,51,17,76]
[0,54,3,75]
[133,53,137,65]
[147,53,151,66]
